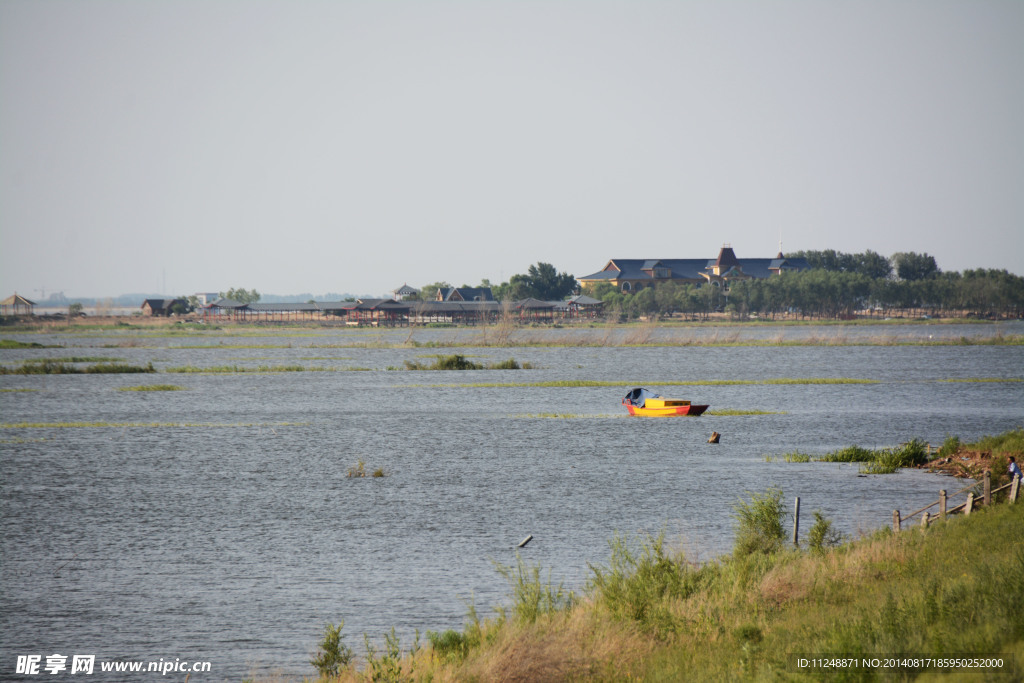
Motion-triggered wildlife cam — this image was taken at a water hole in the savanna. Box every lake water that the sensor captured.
[2,322,1023,681]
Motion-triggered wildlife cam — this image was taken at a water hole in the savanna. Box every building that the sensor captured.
[391,284,419,301]
[1,293,36,316]
[141,298,188,316]
[577,246,810,293]
[435,286,494,302]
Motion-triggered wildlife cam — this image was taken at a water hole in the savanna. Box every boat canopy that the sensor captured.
[623,387,660,408]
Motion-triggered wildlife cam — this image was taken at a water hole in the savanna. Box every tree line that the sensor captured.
[588,251,1024,320]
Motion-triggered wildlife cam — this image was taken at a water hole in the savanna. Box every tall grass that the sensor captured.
[493,554,573,624]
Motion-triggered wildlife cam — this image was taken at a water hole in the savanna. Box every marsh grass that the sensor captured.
[165,364,331,373]
[0,360,155,374]
[402,354,534,370]
[0,339,48,348]
[705,409,785,416]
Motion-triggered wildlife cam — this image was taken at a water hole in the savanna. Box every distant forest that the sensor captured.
[587,250,1024,320]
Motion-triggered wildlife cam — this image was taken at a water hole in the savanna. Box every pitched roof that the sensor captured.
[1,294,36,306]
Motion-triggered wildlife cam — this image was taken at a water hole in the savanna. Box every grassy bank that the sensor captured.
[306,433,1023,682]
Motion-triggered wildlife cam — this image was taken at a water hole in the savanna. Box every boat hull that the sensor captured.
[625,403,709,417]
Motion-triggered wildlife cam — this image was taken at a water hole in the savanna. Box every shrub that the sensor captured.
[732,488,787,557]
[806,511,843,552]
[310,621,353,677]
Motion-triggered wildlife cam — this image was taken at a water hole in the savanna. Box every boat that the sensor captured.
[622,387,709,417]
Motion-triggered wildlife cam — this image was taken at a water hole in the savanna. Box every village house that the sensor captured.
[140,298,188,316]
[577,246,810,293]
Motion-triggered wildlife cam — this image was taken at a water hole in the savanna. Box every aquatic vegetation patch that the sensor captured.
[772,439,934,474]
[164,364,333,373]
[0,388,38,393]
[705,409,786,416]
[0,339,50,348]
[402,354,534,371]
[117,384,186,391]
[0,360,155,374]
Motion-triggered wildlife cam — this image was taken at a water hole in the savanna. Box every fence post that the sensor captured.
[1011,475,1020,503]
[892,510,901,532]
[921,511,930,530]
[965,492,974,516]
[983,470,991,506]
[939,490,947,518]
[793,497,800,547]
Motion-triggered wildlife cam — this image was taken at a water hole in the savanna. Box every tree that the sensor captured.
[221,288,260,304]
[496,262,577,301]
[891,252,939,281]
[419,281,451,302]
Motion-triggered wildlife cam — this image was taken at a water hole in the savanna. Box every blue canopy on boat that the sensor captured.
[623,387,660,408]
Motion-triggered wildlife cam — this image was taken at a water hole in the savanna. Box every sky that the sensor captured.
[1,0,1022,300]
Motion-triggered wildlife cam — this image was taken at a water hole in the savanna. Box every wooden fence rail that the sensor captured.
[891,470,1020,532]
[790,472,1020,545]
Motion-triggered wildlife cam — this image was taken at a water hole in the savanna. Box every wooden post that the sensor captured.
[921,511,930,530]
[965,492,974,516]
[1011,475,1020,503]
[892,510,901,532]
[939,490,947,518]
[983,470,991,506]
[792,497,800,547]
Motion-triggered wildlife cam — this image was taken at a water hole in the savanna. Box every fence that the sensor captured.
[790,471,1021,545]
[890,470,1020,532]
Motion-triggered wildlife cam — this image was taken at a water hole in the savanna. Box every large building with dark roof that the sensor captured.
[578,246,810,293]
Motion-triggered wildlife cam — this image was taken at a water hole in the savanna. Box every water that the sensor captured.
[2,323,1023,681]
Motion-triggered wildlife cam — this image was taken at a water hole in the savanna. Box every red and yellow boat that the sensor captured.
[622,387,709,417]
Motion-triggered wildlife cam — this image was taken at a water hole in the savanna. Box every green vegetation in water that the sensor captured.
[164,364,332,373]
[117,384,186,392]
[0,360,155,375]
[0,388,37,393]
[705,409,785,416]
[323,472,1023,682]
[765,451,812,463]
[347,460,387,478]
[403,354,535,370]
[0,339,50,348]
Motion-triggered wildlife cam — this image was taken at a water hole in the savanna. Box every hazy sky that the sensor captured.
[2,0,1021,299]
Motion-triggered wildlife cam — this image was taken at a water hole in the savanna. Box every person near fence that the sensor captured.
[1009,456,1022,482]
